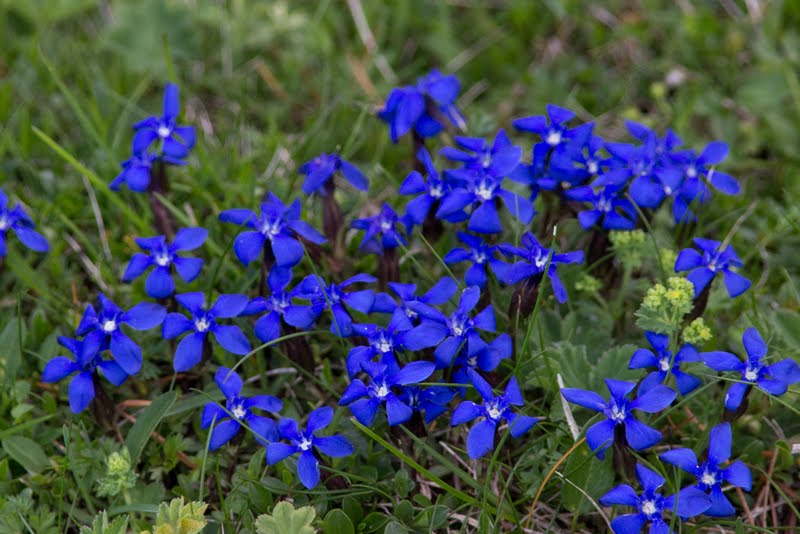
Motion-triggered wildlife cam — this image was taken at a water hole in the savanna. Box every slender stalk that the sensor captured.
[148,161,176,237]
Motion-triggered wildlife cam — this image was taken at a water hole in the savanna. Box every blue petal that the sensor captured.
[674,249,703,272]
[306,406,334,433]
[175,292,205,315]
[509,414,538,437]
[687,268,716,297]
[68,371,95,413]
[609,514,646,534]
[110,331,142,375]
[392,361,435,386]
[630,385,676,413]
[244,395,283,413]
[215,367,242,398]
[162,312,193,339]
[723,270,750,298]
[162,83,179,119]
[219,209,257,226]
[708,422,732,464]
[172,227,207,251]
[121,302,166,330]
[266,442,297,465]
[211,325,251,355]
[209,419,241,450]
[348,397,380,426]
[254,312,281,343]
[233,231,266,265]
[42,357,78,382]
[741,327,767,361]
[625,418,662,451]
[399,322,447,351]
[385,394,413,426]
[585,419,615,456]
[703,351,743,372]
[659,448,698,474]
[468,201,503,234]
[599,484,639,507]
[315,435,353,457]
[248,415,278,445]
[145,266,175,298]
[297,450,320,489]
[173,331,206,372]
[466,419,497,459]
[722,460,752,490]
[271,234,304,267]
[122,253,152,282]
[339,160,369,191]
[709,170,739,195]
[173,256,203,283]
[201,403,227,429]
[560,388,606,412]
[210,294,249,318]
[724,382,749,411]
[98,360,129,386]
[670,487,712,518]
[704,485,736,517]
[450,401,481,426]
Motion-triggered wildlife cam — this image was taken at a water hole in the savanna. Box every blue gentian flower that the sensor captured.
[399,148,456,226]
[560,379,676,459]
[548,123,606,188]
[110,151,170,192]
[450,368,538,459]
[296,273,375,336]
[351,203,409,254]
[0,191,49,257]
[346,308,445,377]
[593,133,659,189]
[131,83,196,160]
[339,358,436,426]
[443,232,507,289]
[628,332,702,396]
[411,286,497,368]
[440,129,522,179]
[703,327,800,411]
[599,464,711,534]
[299,153,369,195]
[266,407,354,489]
[378,69,464,143]
[498,232,584,303]
[201,367,282,450]
[513,104,577,149]
[42,336,128,414]
[371,277,458,320]
[398,385,455,424]
[244,268,318,343]
[77,293,166,375]
[507,142,551,199]
[566,183,637,230]
[674,237,750,298]
[626,120,683,156]
[451,333,512,389]
[219,193,327,268]
[660,422,752,517]
[163,293,251,372]
[672,141,739,195]
[122,227,207,298]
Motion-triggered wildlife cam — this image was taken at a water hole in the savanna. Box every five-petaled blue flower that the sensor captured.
[674,237,750,298]
[513,104,577,149]
[122,227,207,298]
[245,268,318,343]
[201,367,282,450]
[450,368,538,459]
[163,293,251,372]
[599,463,711,534]
[398,385,455,424]
[444,232,507,289]
[77,293,166,375]
[42,336,128,414]
[299,153,369,195]
[499,231,584,303]
[351,203,409,255]
[560,379,676,459]
[295,273,375,337]
[219,193,326,268]
[628,332,702,396]
[371,278,458,321]
[566,182,637,230]
[0,189,49,257]
[110,150,162,193]
[399,148,457,225]
[660,422,752,517]
[266,406,354,489]
[703,327,800,411]
[379,69,464,143]
[440,129,522,179]
[131,83,196,160]
[339,358,436,426]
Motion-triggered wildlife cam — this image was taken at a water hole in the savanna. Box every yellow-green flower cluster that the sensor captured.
[636,277,695,334]
[575,274,602,293]
[610,230,647,268]
[683,317,713,345]
[97,449,137,498]
[658,248,678,274]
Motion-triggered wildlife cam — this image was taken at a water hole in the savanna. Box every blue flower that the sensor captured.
[295,273,375,336]
[560,379,676,459]
[513,104,577,149]
[244,268,318,344]
[450,368,538,459]
[507,142,551,199]
[345,308,445,377]
[266,407,354,489]
[660,422,752,517]
[371,278,458,321]
[672,141,739,195]
[0,190,49,257]
[397,385,455,424]
[122,227,207,298]
[451,333,512,390]
[351,203,409,254]
[498,232,584,303]
[76,293,166,375]
[163,293,251,372]
[628,332,702,396]
[548,123,607,188]
[131,83,195,161]
[339,358,436,426]
[42,336,128,413]
[411,286,497,368]
[378,69,464,143]
[674,237,750,298]
[201,367,282,450]
[599,464,711,534]
[299,153,369,195]
[399,148,455,226]
[440,129,522,179]
[443,232,507,289]
[566,183,637,230]
[703,327,800,411]
[110,150,162,192]
[219,193,327,267]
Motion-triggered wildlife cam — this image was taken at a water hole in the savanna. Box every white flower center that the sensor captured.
[157,125,172,138]
[481,153,492,168]
[467,356,478,367]
[744,366,759,382]
[659,358,670,372]
[474,252,486,264]
[486,403,502,420]
[261,221,282,237]
[587,160,598,174]
[231,404,246,419]
[686,166,697,178]
[663,185,673,195]
[475,182,494,201]
[0,216,8,230]
[534,251,548,269]
[451,322,464,337]
[375,383,390,398]
[155,253,171,267]
[708,261,717,272]
[380,220,393,232]
[611,405,626,423]
[546,130,562,146]
[195,317,211,332]
[429,185,443,198]
[102,320,117,333]
[641,500,657,516]
[701,471,716,486]
[298,438,313,451]
[597,197,611,212]
[377,335,393,353]
[404,306,418,319]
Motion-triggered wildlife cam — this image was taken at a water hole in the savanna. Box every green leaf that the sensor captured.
[323,509,353,534]
[124,390,177,465]
[383,521,408,534]
[79,510,129,534]
[256,501,316,534]
[560,446,614,514]
[341,496,363,526]
[590,344,640,392]
[144,497,207,534]
[549,342,592,390]
[1,435,50,473]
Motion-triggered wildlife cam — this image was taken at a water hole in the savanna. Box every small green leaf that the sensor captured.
[256,501,316,534]
[383,521,408,534]
[79,510,129,534]
[1,435,50,473]
[323,509,353,534]
[124,390,177,465]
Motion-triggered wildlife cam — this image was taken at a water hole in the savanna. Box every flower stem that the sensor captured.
[148,161,177,238]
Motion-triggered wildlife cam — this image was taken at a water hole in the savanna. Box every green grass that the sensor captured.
[1,0,800,532]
